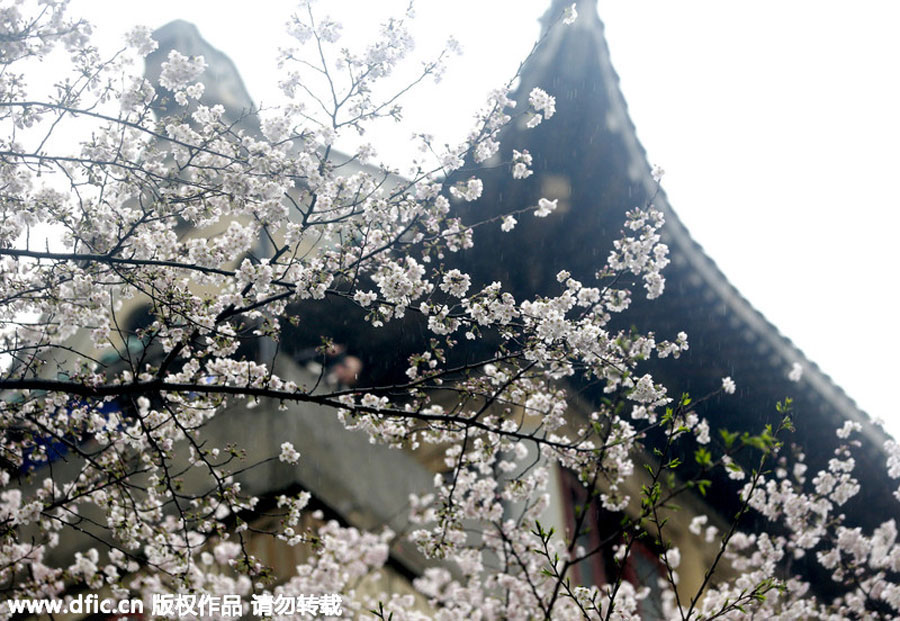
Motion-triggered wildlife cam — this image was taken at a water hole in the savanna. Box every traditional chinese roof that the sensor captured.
[452,0,897,529]
[145,20,258,129]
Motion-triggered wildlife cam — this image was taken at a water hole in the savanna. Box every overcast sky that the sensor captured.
[70,1,900,436]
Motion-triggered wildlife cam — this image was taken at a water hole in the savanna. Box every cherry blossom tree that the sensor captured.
[2,1,900,619]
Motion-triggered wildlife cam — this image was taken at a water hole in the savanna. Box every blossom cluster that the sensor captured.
[0,2,897,620]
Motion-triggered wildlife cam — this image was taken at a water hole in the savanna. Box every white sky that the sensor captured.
[69,1,899,436]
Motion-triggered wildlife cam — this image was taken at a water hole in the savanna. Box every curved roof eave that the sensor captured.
[529,1,885,450]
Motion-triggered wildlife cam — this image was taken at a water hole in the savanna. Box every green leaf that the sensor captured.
[694,447,712,467]
[696,479,711,496]
[720,429,738,448]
